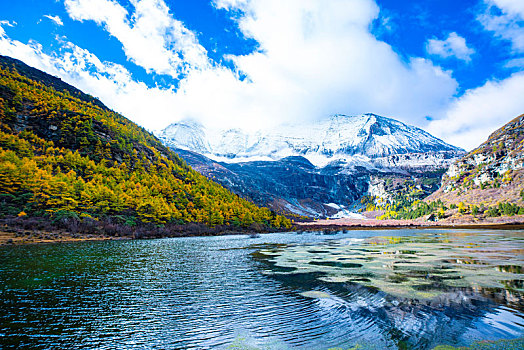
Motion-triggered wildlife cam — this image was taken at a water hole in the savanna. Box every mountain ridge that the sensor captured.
[427,113,524,206]
[157,113,463,168]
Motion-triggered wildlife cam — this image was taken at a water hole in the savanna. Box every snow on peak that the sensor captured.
[156,114,462,167]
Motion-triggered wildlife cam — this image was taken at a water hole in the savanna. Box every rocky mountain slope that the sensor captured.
[0,55,290,228]
[159,115,464,217]
[176,149,372,217]
[427,113,524,206]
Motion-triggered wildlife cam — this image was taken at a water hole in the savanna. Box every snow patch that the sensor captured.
[330,210,367,219]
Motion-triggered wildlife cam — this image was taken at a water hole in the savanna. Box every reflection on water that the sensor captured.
[255,233,524,303]
[0,229,523,349]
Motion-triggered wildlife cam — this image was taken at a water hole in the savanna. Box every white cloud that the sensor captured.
[214,0,247,9]
[179,0,458,130]
[0,29,180,130]
[488,0,524,17]
[427,72,524,150]
[8,0,522,152]
[43,15,64,26]
[505,57,524,68]
[0,20,17,36]
[449,0,524,149]
[426,32,475,62]
[0,20,17,28]
[479,0,524,53]
[63,0,209,77]
[2,0,453,134]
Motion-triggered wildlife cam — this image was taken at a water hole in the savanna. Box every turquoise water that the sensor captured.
[0,229,523,349]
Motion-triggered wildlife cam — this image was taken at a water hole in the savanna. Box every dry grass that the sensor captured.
[298,214,524,229]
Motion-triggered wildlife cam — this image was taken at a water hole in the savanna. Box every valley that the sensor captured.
[158,115,464,217]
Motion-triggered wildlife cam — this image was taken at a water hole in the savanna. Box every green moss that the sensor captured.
[432,337,524,350]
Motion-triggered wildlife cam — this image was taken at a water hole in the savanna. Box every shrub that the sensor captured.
[486,207,500,217]
[52,209,80,224]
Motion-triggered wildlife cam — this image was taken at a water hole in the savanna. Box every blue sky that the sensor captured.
[0,0,523,149]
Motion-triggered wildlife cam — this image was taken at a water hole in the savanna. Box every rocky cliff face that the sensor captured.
[427,114,524,205]
[175,149,371,217]
[162,114,464,217]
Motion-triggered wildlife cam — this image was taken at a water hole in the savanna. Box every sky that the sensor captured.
[0,0,523,150]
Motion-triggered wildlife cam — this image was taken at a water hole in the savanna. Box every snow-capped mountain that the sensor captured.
[157,114,464,217]
[157,114,462,169]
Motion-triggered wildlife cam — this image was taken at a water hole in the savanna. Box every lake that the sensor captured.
[0,229,523,349]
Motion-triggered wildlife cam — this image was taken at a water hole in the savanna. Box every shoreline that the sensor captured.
[0,231,130,246]
[0,215,291,246]
[0,229,275,246]
[296,215,524,231]
[296,222,524,231]
[2,218,524,246]
[0,228,287,246]
[0,222,289,246]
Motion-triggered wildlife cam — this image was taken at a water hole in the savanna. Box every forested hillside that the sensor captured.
[0,55,291,229]
[371,114,524,221]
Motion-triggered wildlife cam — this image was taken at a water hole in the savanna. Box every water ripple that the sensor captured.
[0,230,523,349]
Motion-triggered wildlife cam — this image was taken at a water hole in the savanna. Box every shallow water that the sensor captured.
[0,229,523,349]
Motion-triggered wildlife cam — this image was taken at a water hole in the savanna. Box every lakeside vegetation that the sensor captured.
[361,188,524,221]
[358,112,524,223]
[0,57,291,232]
